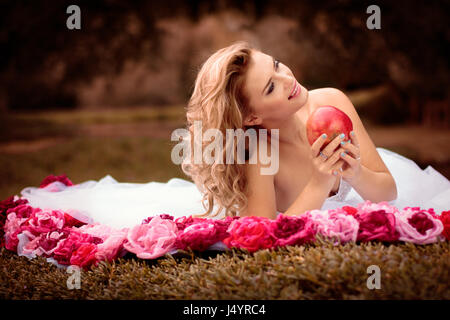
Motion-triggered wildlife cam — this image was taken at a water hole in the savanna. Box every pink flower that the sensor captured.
[439,210,450,241]
[174,215,207,231]
[63,213,87,227]
[70,243,98,269]
[270,214,316,247]
[306,209,359,244]
[356,210,399,242]
[396,208,444,244]
[3,212,29,251]
[39,174,74,189]
[142,214,174,224]
[357,200,399,215]
[22,229,70,257]
[6,203,34,219]
[214,216,239,239]
[21,208,66,237]
[79,224,128,261]
[223,216,276,252]
[175,220,219,251]
[1,197,29,248]
[53,230,102,265]
[124,216,178,259]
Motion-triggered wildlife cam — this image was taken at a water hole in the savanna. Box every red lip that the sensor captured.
[288,80,300,100]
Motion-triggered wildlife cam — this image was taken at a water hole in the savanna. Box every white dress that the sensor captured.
[20,148,450,229]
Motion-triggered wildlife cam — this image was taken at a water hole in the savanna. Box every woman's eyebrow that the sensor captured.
[261,56,276,95]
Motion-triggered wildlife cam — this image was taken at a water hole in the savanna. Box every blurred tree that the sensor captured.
[0,0,447,128]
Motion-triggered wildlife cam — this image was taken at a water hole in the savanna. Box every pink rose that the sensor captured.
[270,214,315,247]
[307,209,359,244]
[142,214,174,224]
[357,200,399,215]
[6,203,34,219]
[214,216,240,239]
[223,216,276,252]
[22,229,70,257]
[53,230,102,265]
[3,212,29,251]
[79,224,128,261]
[174,215,207,231]
[356,210,399,242]
[21,208,66,238]
[396,208,444,244]
[175,220,218,251]
[1,196,29,248]
[70,243,98,269]
[124,216,178,259]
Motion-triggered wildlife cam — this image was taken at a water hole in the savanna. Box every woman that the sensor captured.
[20,42,450,228]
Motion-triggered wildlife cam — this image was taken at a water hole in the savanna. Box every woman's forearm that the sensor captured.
[284,179,331,216]
[349,164,397,203]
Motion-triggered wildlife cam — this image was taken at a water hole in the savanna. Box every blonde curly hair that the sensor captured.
[182,41,260,218]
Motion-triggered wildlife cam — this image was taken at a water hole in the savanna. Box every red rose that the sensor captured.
[356,210,399,242]
[70,243,98,269]
[53,230,102,265]
[270,214,316,247]
[408,212,434,235]
[223,216,276,253]
[39,174,73,189]
[0,196,28,248]
[342,206,358,217]
[63,213,86,228]
[439,210,450,241]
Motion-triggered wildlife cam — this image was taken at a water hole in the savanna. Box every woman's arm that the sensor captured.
[348,164,397,202]
[322,88,397,202]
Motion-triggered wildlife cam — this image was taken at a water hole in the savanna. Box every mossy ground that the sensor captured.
[1,240,448,300]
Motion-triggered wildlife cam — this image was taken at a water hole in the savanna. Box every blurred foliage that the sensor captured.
[0,0,448,125]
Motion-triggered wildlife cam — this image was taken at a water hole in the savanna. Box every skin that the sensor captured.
[240,50,397,218]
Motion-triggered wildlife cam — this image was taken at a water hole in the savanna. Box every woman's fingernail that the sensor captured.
[341,141,346,146]
[322,134,327,139]
[339,133,345,139]
[333,171,337,175]
[341,152,346,157]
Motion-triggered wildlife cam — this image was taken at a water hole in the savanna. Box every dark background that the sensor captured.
[0,0,449,198]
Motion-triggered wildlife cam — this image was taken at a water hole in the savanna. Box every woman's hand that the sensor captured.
[337,131,362,184]
[309,132,347,191]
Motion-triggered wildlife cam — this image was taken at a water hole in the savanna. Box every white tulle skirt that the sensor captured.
[20,148,450,229]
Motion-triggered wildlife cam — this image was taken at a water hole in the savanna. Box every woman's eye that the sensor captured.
[268,82,274,94]
[275,60,280,69]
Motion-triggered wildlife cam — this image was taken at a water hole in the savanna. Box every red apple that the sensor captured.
[306,105,353,150]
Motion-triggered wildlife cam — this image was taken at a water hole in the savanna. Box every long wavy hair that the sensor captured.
[182,41,259,218]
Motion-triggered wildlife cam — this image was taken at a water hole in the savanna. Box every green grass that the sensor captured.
[1,241,448,300]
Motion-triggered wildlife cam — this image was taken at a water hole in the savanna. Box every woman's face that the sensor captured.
[242,50,309,126]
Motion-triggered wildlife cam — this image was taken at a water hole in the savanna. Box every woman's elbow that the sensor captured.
[387,175,398,201]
